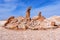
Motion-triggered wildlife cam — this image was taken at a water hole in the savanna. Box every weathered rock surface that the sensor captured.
[2,7,60,30]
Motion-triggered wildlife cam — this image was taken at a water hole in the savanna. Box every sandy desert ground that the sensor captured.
[0,26,60,40]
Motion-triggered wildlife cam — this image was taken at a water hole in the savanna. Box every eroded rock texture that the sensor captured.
[28,12,45,30]
[3,7,60,30]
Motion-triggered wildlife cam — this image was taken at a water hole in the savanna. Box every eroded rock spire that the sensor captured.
[38,12,41,17]
[26,7,31,21]
[36,12,45,21]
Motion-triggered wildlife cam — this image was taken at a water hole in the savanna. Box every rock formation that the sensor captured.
[32,12,45,21]
[4,16,15,26]
[25,7,31,21]
[5,18,18,29]
[27,12,46,30]
[37,12,45,21]
[39,16,60,30]
[4,7,32,30]
[3,7,60,30]
[39,19,56,30]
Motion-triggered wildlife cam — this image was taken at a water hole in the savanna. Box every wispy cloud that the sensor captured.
[0,0,60,20]
[0,0,26,20]
[31,1,60,18]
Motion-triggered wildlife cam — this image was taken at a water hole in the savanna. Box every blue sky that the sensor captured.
[0,0,60,20]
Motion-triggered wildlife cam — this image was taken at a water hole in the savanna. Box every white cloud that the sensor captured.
[4,0,12,2]
[0,0,19,13]
[0,0,27,20]
[0,0,19,20]
[0,0,60,20]
[0,4,17,12]
[0,0,26,13]
[31,1,60,18]
[4,0,19,3]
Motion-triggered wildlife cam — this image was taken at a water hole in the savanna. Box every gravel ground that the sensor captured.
[0,27,60,40]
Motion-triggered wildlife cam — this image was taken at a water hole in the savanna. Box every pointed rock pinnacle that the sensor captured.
[26,7,31,21]
[38,12,42,17]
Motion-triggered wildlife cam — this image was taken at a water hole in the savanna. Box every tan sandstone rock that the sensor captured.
[39,16,60,30]
[25,7,31,22]
[32,12,45,21]
[38,19,56,30]
[4,16,15,26]
[5,18,18,29]
[28,12,45,30]
[48,16,60,26]
[3,7,60,30]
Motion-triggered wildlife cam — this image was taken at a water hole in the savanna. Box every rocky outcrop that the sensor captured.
[47,16,60,26]
[25,7,31,22]
[39,16,60,30]
[3,7,60,30]
[4,16,15,26]
[4,7,32,30]
[28,12,45,30]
